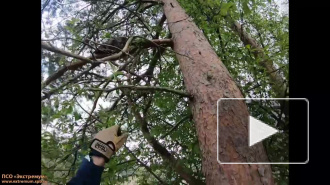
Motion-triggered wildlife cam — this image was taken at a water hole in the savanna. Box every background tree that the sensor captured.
[41,0,288,184]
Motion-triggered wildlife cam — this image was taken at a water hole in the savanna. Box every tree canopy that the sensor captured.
[41,0,288,184]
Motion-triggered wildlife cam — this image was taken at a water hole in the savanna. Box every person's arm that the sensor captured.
[67,156,105,185]
[67,125,128,185]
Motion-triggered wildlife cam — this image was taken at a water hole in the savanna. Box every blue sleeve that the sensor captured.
[67,158,104,185]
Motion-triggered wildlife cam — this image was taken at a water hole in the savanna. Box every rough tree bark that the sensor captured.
[161,0,275,184]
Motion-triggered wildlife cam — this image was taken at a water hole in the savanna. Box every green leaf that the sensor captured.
[54,98,59,109]
[66,105,73,114]
[42,106,49,115]
[69,18,79,25]
[243,1,251,14]
[63,127,68,133]
[193,144,200,154]
[107,117,116,126]
[150,128,159,136]
[53,114,61,119]
[58,58,65,65]
[113,71,124,80]
[104,32,111,38]
[220,2,235,16]
[172,131,180,140]
[74,111,81,120]
[69,124,74,132]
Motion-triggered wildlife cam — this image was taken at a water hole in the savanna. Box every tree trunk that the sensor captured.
[161,0,275,184]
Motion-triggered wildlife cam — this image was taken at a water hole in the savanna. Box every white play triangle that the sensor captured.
[249,116,278,147]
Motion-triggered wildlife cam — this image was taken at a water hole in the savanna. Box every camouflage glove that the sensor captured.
[90,125,128,162]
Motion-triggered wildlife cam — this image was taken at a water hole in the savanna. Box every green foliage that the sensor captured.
[220,2,235,16]
[242,0,251,15]
[103,32,111,39]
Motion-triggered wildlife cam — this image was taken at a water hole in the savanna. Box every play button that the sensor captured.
[249,116,278,147]
[218,98,309,164]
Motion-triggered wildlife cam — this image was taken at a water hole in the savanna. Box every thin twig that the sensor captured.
[41,64,98,101]
[161,115,191,139]
[74,97,106,125]
[41,0,51,13]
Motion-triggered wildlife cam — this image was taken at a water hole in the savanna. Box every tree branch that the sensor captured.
[161,114,191,139]
[41,63,98,101]
[41,42,95,64]
[140,39,173,48]
[41,0,51,13]
[125,95,204,185]
[74,97,106,125]
[41,37,135,88]
[124,145,167,185]
[154,14,167,39]
[87,85,192,98]
[225,15,287,98]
